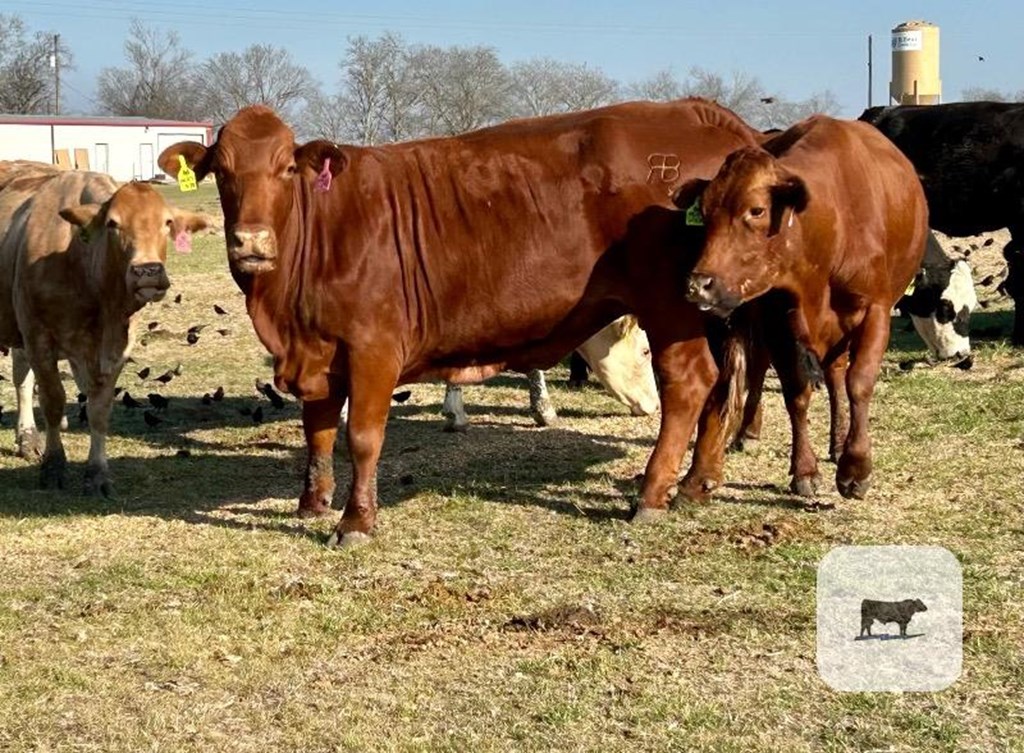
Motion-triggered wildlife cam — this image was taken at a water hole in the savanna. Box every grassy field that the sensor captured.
[0,182,1022,751]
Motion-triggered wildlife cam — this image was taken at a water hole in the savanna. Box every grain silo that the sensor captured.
[890,20,941,104]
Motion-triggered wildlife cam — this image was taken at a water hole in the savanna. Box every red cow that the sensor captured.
[679,116,928,499]
[158,100,764,547]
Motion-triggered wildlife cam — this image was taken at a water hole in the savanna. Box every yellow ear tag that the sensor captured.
[685,196,704,226]
[177,155,198,192]
[904,279,916,296]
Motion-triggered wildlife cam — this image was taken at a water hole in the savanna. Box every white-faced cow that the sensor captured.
[899,232,977,365]
[0,162,208,494]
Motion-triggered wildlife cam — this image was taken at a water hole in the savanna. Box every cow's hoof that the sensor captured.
[326,530,372,549]
[15,428,43,459]
[790,474,821,498]
[837,475,871,500]
[677,478,713,505]
[297,501,333,519]
[84,467,112,497]
[530,403,558,428]
[630,506,669,525]
[39,453,67,490]
[731,437,760,455]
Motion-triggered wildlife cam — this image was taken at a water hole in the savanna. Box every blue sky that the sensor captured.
[9,0,1024,118]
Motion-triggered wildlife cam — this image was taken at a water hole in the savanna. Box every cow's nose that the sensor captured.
[686,273,718,304]
[230,228,272,247]
[132,262,166,280]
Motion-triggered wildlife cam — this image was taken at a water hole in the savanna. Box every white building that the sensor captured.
[0,115,213,182]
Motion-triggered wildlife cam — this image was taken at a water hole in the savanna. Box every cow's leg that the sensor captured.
[568,351,590,389]
[83,370,118,496]
[441,384,469,432]
[635,335,718,520]
[327,356,399,547]
[527,369,558,427]
[899,621,908,638]
[298,395,346,518]
[836,304,890,499]
[1003,234,1024,346]
[678,333,747,503]
[826,352,849,463]
[12,349,42,458]
[26,346,68,489]
[732,340,771,453]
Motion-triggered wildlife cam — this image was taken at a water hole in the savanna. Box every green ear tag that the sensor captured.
[177,155,198,192]
[685,196,704,227]
[79,226,91,244]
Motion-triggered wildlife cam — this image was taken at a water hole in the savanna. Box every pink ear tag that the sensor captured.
[174,230,192,254]
[314,157,332,192]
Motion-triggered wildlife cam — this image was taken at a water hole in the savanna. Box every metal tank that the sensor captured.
[890,20,941,105]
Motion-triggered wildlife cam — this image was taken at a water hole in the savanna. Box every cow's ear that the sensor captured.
[295,141,348,180]
[671,178,710,212]
[172,209,211,235]
[768,173,808,235]
[770,174,808,213]
[59,203,103,228]
[169,210,211,254]
[158,141,212,182]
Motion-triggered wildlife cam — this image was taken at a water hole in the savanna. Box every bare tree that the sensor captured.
[760,89,842,130]
[627,68,685,102]
[96,20,199,119]
[199,44,315,124]
[960,86,1021,102]
[0,15,73,114]
[335,32,423,144]
[411,44,511,136]
[683,66,767,122]
[298,91,350,142]
[508,58,619,116]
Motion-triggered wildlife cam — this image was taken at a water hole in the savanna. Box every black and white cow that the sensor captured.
[860,598,928,638]
[898,232,977,365]
[859,102,1024,344]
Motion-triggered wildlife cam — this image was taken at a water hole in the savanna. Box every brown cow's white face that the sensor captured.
[60,182,208,307]
[577,316,659,416]
[680,148,807,317]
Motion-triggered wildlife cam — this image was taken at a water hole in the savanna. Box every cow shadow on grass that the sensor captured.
[0,406,653,536]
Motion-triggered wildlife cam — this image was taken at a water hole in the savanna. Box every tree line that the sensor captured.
[15,15,1013,145]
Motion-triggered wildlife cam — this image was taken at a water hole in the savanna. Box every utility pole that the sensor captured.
[867,34,873,108]
[52,33,61,116]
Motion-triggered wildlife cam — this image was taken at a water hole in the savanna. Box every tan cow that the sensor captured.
[0,162,208,494]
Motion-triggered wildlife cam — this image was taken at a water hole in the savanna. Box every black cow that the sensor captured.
[859,102,1024,344]
[860,598,928,637]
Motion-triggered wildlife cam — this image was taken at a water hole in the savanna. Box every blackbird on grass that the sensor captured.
[122,392,143,409]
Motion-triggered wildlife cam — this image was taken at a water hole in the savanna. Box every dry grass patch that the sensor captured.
[0,212,1022,750]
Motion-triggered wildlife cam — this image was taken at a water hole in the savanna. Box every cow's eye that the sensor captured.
[284,164,297,178]
[749,207,766,219]
[106,218,119,229]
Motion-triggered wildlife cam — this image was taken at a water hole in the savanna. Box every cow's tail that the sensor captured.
[717,322,750,445]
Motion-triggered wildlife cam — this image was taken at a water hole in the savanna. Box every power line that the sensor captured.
[7,1,870,38]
